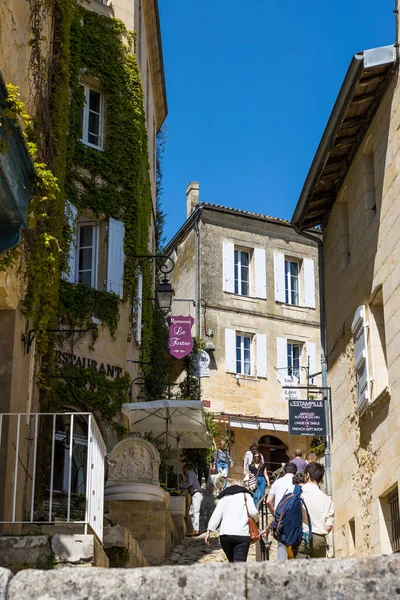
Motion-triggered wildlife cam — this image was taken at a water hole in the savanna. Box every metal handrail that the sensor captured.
[0,412,106,541]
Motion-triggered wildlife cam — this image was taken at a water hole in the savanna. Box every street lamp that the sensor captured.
[133,254,175,315]
[155,276,174,314]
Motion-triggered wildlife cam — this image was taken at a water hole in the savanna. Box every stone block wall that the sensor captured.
[0,555,399,600]
[0,534,109,573]
[323,72,400,557]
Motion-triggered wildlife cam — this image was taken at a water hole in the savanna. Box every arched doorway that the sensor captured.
[258,435,289,476]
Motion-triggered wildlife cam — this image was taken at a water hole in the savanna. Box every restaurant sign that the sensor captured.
[288,399,327,436]
[167,315,194,359]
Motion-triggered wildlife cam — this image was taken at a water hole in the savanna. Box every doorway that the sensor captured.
[258,434,289,477]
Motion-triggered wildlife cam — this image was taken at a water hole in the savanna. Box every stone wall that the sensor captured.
[0,555,399,599]
[0,534,108,573]
[323,72,400,557]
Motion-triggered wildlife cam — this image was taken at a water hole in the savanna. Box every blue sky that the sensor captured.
[158,1,393,242]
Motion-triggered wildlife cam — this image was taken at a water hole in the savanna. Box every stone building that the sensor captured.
[292,43,400,556]
[165,183,322,479]
[0,0,171,565]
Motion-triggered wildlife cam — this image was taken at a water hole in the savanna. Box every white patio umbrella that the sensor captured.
[121,400,210,485]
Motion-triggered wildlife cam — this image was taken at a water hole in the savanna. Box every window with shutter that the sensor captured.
[351,305,370,413]
[276,337,288,382]
[306,341,317,384]
[254,248,267,299]
[63,201,78,283]
[285,260,300,305]
[256,333,267,378]
[234,249,250,295]
[80,84,104,150]
[225,329,236,373]
[274,253,285,302]
[236,334,252,375]
[303,258,316,308]
[77,223,99,288]
[223,242,235,293]
[106,217,125,299]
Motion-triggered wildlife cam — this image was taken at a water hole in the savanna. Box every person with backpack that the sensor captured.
[266,462,296,560]
[271,479,312,560]
[294,462,334,559]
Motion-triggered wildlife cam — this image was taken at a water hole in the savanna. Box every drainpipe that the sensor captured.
[194,207,202,338]
[294,226,331,497]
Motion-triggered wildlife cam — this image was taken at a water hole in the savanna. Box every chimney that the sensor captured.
[186,182,199,218]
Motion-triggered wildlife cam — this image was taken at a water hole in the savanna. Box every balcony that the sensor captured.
[0,412,106,541]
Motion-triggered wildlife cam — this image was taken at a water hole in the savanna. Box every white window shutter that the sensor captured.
[303,258,316,308]
[351,305,370,413]
[256,333,267,378]
[276,337,288,382]
[107,217,125,299]
[225,328,236,373]
[274,252,285,302]
[223,242,235,293]
[135,271,143,344]
[63,201,78,283]
[254,248,267,299]
[306,342,317,384]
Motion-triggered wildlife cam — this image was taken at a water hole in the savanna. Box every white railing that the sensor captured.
[0,413,106,542]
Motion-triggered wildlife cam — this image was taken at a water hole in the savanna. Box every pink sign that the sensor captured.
[167,315,194,359]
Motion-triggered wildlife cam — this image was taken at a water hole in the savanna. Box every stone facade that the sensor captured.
[291,43,400,556]
[166,188,322,479]
[0,0,167,532]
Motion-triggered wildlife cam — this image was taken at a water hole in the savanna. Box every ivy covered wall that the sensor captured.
[0,0,160,421]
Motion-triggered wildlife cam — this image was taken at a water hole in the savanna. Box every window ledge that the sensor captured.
[223,292,266,302]
[275,301,316,312]
[229,374,264,382]
[369,386,391,410]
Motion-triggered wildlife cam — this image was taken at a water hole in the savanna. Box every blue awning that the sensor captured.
[0,72,35,253]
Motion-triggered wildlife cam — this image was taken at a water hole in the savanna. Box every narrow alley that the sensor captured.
[164,492,267,566]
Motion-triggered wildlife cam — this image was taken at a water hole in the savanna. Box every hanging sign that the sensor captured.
[281,374,301,402]
[167,315,194,359]
[191,350,211,378]
[288,399,327,436]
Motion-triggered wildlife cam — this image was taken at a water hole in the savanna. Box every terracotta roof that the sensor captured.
[201,202,291,225]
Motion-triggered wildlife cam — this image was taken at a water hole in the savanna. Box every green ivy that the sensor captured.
[59,280,120,340]
[55,363,130,435]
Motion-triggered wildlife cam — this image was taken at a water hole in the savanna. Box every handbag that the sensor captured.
[247,475,257,491]
[244,493,260,544]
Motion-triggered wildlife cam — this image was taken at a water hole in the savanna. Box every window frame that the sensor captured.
[234,248,251,296]
[287,341,302,380]
[236,333,252,375]
[80,84,104,151]
[76,221,99,289]
[285,259,301,306]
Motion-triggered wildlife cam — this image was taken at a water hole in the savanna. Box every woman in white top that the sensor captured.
[205,485,259,562]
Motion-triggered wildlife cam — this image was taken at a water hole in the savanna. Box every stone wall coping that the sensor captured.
[1,554,399,599]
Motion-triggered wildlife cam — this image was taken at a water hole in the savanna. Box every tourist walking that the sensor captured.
[205,485,258,562]
[243,443,263,476]
[266,462,296,560]
[213,440,233,486]
[290,449,307,472]
[181,464,203,536]
[294,462,334,559]
[249,452,270,508]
